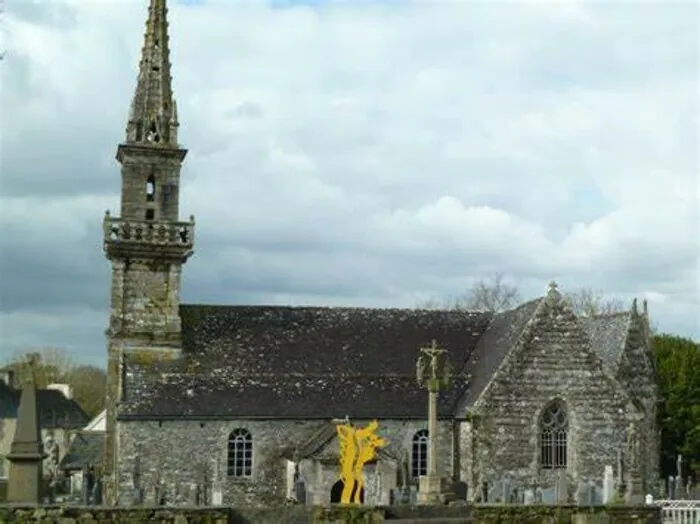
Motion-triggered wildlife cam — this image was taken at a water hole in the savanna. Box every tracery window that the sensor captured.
[411,429,429,478]
[540,400,568,469]
[227,428,253,477]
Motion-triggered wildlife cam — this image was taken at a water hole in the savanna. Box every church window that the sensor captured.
[145,209,155,221]
[227,428,252,478]
[540,400,568,469]
[146,175,156,202]
[411,429,429,478]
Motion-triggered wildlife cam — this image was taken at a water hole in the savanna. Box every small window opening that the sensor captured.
[146,175,155,202]
[147,120,160,143]
[152,66,160,72]
[145,209,155,221]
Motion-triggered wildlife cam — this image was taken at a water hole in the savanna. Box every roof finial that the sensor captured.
[545,281,562,307]
[632,298,638,315]
[643,299,648,317]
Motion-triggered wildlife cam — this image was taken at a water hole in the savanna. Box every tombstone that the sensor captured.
[603,465,615,503]
[576,482,590,505]
[294,479,307,504]
[674,475,683,500]
[92,477,103,505]
[453,481,468,501]
[523,489,535,505]
[481,481,489,503]
[589,482,599,505]
[510,487,519,503]
[211,487,223,505]
[535,486,544,503]
[501,476,511,503]
[555,470,568,504]
[541,487,555,504]
[668,476,676,500]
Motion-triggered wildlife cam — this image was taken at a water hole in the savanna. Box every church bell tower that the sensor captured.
[101,0,194,503]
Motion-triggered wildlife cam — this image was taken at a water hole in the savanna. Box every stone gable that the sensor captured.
[462,287,640,494]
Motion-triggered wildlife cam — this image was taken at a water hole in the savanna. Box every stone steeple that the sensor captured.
[102,0,194,504]
[6,377,46,503]
[125,0,179,147]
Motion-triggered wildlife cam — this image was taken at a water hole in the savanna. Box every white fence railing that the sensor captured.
[646,496,700,524]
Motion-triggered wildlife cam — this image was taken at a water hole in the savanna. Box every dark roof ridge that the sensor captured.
[180,303,490,314]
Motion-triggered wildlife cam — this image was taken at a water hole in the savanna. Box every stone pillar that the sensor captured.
[428,389,438,477]
[416,340,455,505]
[7,379,47,503]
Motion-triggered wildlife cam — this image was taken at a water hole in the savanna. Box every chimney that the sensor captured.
[46,383,73,400]
[0,370,16,389]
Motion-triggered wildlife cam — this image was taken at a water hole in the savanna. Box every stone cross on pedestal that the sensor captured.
[416,340,455,505]
[6,377,47,503]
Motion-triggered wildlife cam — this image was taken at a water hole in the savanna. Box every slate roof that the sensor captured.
[60,431,104,471]
[0,381,88,429]
[579,313,631,375]
[120,306,493,419]
[120,301,636,420]
[459,299,542,408]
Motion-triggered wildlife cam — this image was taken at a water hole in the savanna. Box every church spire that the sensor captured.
[125,0,179,147]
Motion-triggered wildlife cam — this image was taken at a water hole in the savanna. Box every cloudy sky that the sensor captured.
[1,0,698,367]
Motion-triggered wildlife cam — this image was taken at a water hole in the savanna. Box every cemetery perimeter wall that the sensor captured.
[0,504,662,523]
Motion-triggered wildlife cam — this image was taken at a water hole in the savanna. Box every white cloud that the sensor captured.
[1,0,698,363]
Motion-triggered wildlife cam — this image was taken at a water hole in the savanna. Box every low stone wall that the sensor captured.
[0,504,662,523]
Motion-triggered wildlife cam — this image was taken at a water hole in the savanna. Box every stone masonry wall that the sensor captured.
[0,504,663,523]
[116,418,454,507]
[467,297,634,494]
[615,314,660,492]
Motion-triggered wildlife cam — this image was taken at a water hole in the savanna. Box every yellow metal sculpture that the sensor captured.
[335,419,387,504]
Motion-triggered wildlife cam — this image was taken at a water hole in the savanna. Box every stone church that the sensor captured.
[101,0,660,507]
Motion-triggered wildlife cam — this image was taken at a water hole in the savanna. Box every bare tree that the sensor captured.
[418,273,521,313]
[564,288,625,317]
[3,348,106,417]
[3,347,76,388]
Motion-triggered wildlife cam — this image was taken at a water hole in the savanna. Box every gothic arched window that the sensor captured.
[411,429,429,478]
[227,428,253,477]
[540,400,568,469]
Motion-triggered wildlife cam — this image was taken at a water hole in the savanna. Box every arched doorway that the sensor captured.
[330,479,365,503]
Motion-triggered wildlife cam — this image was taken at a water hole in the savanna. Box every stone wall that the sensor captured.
[466,297,634,493]
[115,419,453,506]
[0,504,663,523]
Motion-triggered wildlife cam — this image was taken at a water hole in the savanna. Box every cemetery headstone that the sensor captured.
[541,487,555,504]
[453,481,467,501]
[535,486,544,503]
[555,470,568,503]
[603,465,615,503]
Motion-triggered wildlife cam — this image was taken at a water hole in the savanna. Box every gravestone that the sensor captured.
[555,471,568,503]
[575,482,590,505]
[211,487,223,505]
[453,481,468,501]
[501,476,511,503]
[668,475,676,499]
[541,487,555,504]
[481,481,488,502]
[603,466,615,503]
[589,482,600,505]
[535,487,544,503]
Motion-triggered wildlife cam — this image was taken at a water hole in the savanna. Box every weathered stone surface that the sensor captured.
[0,504,662,524]
[116,419,451,507]
[459,290,658,497]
